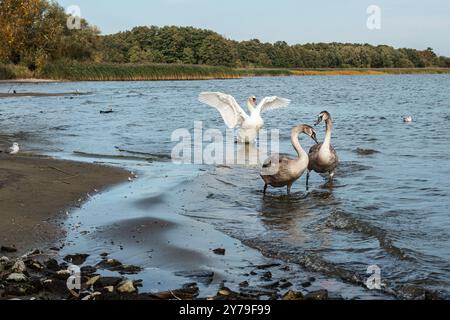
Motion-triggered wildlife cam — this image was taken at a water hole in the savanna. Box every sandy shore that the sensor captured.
[0,79,60,84]
[0,153,129,253]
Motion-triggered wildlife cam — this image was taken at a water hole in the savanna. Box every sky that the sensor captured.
[57,0,450,56]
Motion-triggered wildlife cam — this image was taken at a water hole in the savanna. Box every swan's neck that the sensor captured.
[292,126,307,159]
[322,119,333,150]
[247,101,255,114]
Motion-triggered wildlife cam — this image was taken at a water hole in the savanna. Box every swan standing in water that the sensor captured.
[261,125,318,195]
[198,92,290,143]
[307,111,339,189]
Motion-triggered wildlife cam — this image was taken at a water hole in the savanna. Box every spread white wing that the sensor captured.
[198,92,249,129]
[255,96,291,115]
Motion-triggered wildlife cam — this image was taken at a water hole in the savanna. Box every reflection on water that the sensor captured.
[1,75,449,299]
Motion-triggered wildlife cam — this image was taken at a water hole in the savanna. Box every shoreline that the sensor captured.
[0,79,61,84]
[1,67,450,83]
[0,151,387,300]
[0,153,130,254]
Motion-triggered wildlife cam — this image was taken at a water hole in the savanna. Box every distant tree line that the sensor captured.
[103,26,450,68]
[1,0,450,71]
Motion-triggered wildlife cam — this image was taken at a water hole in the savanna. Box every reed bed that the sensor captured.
[41,63,244,81]
[291,68,450,76]
[0,64,33,80]
[2,62,449,81]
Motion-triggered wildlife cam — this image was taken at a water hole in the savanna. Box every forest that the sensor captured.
[1,0,450,79]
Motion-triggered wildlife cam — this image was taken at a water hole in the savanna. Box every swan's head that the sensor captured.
[247,96,257,107]
[303,125,318,144]
[315,111,331,126]
[12,143,19,147]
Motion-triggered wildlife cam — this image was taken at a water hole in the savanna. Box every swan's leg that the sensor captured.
[287,184,292,195]
[329,171,335,183]
[326,171,335,188]
[263,184,268,195]
[306,171,310,191]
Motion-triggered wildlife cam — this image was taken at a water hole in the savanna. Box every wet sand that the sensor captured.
[0,153,129,253]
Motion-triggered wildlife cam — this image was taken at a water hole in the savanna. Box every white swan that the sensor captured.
[261,125,318,195]
[403,116,413,123]
[6,143,20,155]
[199,92,291,143]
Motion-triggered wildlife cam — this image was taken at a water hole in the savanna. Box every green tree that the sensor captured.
[198,34,237,66]
[182,48,196,64]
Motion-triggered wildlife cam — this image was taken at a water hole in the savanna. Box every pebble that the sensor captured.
[283,290,304,300]
[11,260,27,273]
[304,290,329,300]
[7,273,28,282]
[0,256,10,264]
[117,280,136,294]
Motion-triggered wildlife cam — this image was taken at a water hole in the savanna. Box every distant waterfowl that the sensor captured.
[100,108,114,114]
[261,125,318,195]
[199,92,291,143]
[4,143,20,155]
[403,116,413,123]
[307,111,339,189]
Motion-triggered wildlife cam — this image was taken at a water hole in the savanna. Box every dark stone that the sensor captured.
[96,259,122,270]
[257,263,281,270]
[301,281,312,288]
[279,281,293,289]
[212,248,226,256]
[118,265,142,275]
[80,266,97,275]
[63,254,89,266]
[239,281,249,288]
[93,277,123,290]
[175,270,215,285]
[1,246,17,253]
[304,289,329,300]
[53,271,71,281]
[182,282,198,289]
[261,281,280,289]
[45,259,60,272]
[355,148,380,156]
[95,259,141,275]
[261,271,272,281]
[43,279,70,295]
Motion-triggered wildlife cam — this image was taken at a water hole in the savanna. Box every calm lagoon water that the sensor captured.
[0,75,449,299]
